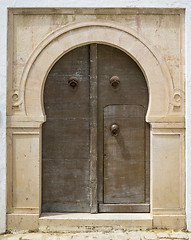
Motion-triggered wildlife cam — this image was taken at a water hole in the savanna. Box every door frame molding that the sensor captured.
[12,20,181,123]
[7,19,185,230]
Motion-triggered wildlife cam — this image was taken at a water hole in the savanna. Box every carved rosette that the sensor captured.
[173,89,184,109]
[12,90,24,111]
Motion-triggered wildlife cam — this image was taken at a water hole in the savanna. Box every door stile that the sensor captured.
[90,44,98,213]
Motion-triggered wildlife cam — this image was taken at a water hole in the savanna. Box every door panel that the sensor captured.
[97,44,149,212]
[42,45,90,212]
[103,105,146,204]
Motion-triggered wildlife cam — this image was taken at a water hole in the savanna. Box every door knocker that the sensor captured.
[110,76,120,90]
[68,76,79,89]
[110,123,120,137]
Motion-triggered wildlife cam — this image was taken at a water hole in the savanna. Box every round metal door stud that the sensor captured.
[110,76,120,90]
[110,123,120,136]
[68,77,79,88]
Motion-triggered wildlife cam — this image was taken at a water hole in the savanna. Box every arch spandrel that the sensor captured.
[13,21,180,123]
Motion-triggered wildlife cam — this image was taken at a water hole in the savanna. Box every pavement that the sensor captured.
[0,230,191,240]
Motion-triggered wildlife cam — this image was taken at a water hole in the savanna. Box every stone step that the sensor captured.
[39,213,152,232]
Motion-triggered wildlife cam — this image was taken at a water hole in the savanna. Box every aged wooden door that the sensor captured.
[42,44,149,213]
[42,46,90,212]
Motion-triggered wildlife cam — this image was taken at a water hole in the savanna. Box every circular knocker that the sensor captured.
[110,76,120,90]
[68,77,79,89]
[110,123,120,137]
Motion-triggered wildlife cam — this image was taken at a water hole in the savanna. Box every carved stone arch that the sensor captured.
[13,21,176,123]
[7,18,186,231]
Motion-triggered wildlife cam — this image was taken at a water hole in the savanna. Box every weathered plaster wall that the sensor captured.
[0,2,7,235]
[0,0,191,234]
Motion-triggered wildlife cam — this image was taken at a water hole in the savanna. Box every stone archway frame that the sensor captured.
[7,20,186,231]
[13,20,180,123]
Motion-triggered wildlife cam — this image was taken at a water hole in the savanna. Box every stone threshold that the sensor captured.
[39,213,152,232]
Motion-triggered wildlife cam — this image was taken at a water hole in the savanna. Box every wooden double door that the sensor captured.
[42,44,150,213]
